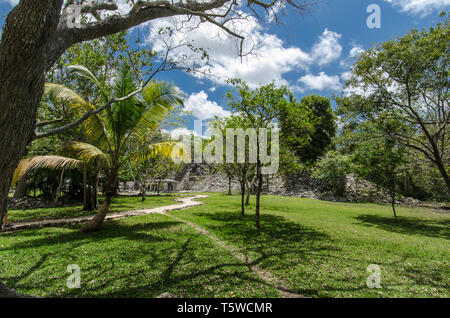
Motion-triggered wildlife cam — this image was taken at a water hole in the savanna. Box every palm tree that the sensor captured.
[45,64,183,232]
[11,155,84,202]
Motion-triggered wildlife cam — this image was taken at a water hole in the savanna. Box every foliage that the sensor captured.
[339,17,450,193]
[280,94,335,165]
[312,151,351,196]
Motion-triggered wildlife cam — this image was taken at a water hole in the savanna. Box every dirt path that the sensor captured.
[1,195,206,233]
[2,194,305,298]
[161,205,306,298]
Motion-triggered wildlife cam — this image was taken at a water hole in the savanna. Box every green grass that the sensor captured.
[169,193,450,298]
[0,213,279,297]
[1,193,448,297]
[7,194,187,223]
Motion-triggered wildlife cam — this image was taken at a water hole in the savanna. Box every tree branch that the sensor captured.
[35,118,64,128]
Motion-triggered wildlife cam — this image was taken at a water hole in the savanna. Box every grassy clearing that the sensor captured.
[1,193,448,298]
[169,193,449,298]
[7,194,187,223]
[0,213,279,297]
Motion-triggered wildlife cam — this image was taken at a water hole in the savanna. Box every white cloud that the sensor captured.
[184,91,231,120]
[349,46,364,58]
[146,16,341,88]
[340,45,365,68]
[310,29,343,66]
[384,0,450,16]
[297,72,341,92]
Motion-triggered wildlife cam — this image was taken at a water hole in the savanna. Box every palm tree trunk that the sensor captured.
[13,174,29,200]
[81,192,113,233]
[82,167,88,210]
[81,167,117,232]
[92,168,100,209]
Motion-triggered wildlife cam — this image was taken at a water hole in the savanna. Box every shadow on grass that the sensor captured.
[1,220,182,251]
[69,237,289,298]
[183,211,340,296]
[354,214,450,239]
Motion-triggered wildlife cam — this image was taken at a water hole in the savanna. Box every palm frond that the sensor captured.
[67,65,101,89]
[44,83,111,150]
[133,141,187,163]
[11,156,83,186]
[63,141,111,166]
[135,82,184,137]
[11,158,31,186]
[67,65,109,100]
[44,83,89,106]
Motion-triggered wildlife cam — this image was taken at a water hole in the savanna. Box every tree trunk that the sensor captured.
[0,0,65,229]
[245,174,257,206]
[82,167,88,210]
[434,157,450,195]
[140,184,146,201]
[13,174,29,200]
[240,181,245,216]
[228,175,232,195]
[81,167,118,232]
[157,179,161,196]
[92,168,100,210]
[391,196,397,222]
[81,192,113,233]
[391,187,398,222]
[245,189,251,206]
[53,168,65,204]
[255,163,263,229]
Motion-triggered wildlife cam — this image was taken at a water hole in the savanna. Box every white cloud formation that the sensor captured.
[146,16,341,88]
[340,44,365,68]
[384,0,450,16]
[184,91,231,120]
[310,29,343,66]
[297,72,341,92]
[349,46,364,58]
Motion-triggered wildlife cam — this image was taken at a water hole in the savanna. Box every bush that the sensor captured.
[312,151,351,196]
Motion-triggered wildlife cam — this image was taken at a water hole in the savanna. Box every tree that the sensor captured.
[0,0,316,232]
[128,151,181,199]
[225,79,289,228]
[340,17,450,194]
[352,133,408,222]
[312,151,351,197]
[210,114,255,216]
[0,0,316,296]
[280,94,335,165]
[46,64,182,232]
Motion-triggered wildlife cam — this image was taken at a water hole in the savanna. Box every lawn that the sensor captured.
[7,194,187,223]
[0,193,448,297]
[170,193,449,298]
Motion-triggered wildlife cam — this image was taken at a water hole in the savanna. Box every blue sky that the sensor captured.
[1,0,449,137]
